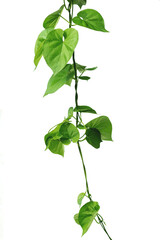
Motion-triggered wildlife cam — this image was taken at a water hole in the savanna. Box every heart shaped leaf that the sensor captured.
[78,201,100,236]
[86,128,102,149]
[44,64,74,96]
[86,116,112,141]
[43,5,64,29]
[67,0,86,8]
[73,9,108,32]
[59,122,80,143]
[43,28,79,75]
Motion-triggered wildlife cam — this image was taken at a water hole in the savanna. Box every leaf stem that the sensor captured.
[59,14,70,24]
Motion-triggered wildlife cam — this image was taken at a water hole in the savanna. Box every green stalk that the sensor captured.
[68,2,112,239]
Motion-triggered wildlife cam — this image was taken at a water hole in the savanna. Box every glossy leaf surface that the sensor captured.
[44,64,74,96]
[78,201,100,236]
[86,128,102,148]
[67,0,86,8]
[86,116,112,141]
[73,9,108,32]
[34,28,53,68]
[59,122,80,142]
[77,192,86,206]
[74,105,96,114]
[43,5,64,29]
[43,28,78,75]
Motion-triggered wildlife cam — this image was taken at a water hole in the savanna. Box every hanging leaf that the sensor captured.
[43,28,79,75]
[86,128,102,149]
[74,105,97,114]
[86,116,112,141]
[59,122,80,143]
[44,125,62,146]
[67,0,86,9]
[73,9,108,32]
[78,201,100,236]
[74,213,80,225]
[68,107,74,119]
[79,76,90,80]
[34,28,53,68]
[47,139,64,156]
[43,5,64,29]
[44,64,74,96]
[77,192,86,206]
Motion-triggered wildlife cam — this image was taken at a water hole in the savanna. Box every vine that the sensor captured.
[34,0,112,239]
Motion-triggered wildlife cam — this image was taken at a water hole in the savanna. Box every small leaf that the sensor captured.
[43,28,79,75]
[86,67,97,71]
[86,116,112,141]
[73,9,108,32]
[74,214,80,225]
[68,107,74,119]
[34,28,53,68]
[77,124,86,130]
[76,63,86,73]
[44,125,62,146]
[60,138,71,145]
[43,5,64,29]
[86,128,102,149]
[44,64,74,96]
[78,201,100,236]
[79,76,90,80]
[67,0,86,8]
[59,122,80,143]
[48,139,64,156]
[74,106,97,114]
[77,192,86,206]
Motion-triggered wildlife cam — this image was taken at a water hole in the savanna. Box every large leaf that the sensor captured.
[74,105,96,114]
[43,28,79,75]
[77,192,86,206]
[78,201,100,236]
[67,0,86,8]
[86,128,102,149]
[43,5,64,29]
[44,64,74,96]
[59,122,80,142]
[86,116,112,141]
[34,28,53,68]
[73,9,108,32]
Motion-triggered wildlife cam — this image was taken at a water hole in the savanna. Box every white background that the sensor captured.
[0,0,160,239]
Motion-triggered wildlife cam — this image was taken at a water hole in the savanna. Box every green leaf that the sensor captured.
[44,125,62,146]
[68,107,74,119]
[86,116,112,141]
[86,128,102,149]
[43,28,79,75]
[86,67,97,71]
[67,0,86,8]
[59,122,80,143]
[74,106,97,114]
[47,139,64,156]
[77,192,86,206]
[76,63,86,73]
[34,28,53,68]
[78,201,100,236]
[43,5,64,29]
[44,64,74,96]
[77,124,86,130]
[74,214,80,225]
[79,76,90,80]
[60,138,71,145]
[73,9,108,32]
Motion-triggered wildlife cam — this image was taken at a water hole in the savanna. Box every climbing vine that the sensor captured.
[34,0,112,239]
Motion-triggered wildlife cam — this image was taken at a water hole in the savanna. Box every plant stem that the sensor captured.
[68,3,112,240]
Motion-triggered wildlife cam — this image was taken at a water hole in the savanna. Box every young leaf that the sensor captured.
[78,201,100,236]
[44,64,74,96]
[68,107,74,119]
[79,76,90,80]
[43,28,79,75]
[73,9,108,32]
[34,28,53,68]
[86,128,102,149]
[74,105,97,114]
[77,192,86,206]
[47,139,64,157]
[43,5,64,29]
[59,122,80,143]
[44,125,62,146]
[86,67,97,71]
[86,116,112,141]
[74,214,80,225]
[67,0,86,9]
[76,63,86,73]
